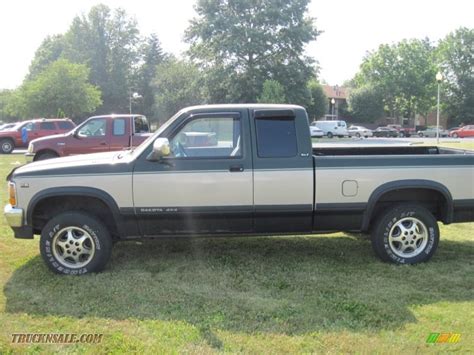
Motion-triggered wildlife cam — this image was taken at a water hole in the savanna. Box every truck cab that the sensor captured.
[26,114,151,161]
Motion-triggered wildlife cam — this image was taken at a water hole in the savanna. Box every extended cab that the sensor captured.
[0,119,76,154]
[4,104,474,274]
[25,114,151,161]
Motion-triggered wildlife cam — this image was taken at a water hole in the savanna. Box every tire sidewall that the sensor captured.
[1,139,14,154]
[40,212,112,275]
[373,205,439,264]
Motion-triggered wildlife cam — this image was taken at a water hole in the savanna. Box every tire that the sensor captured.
[399,132,405,137]
[35,152,59,161]
[371,204,439,264]
[452,133,459,138]
[40,212,113,275]
[327,132,334,138]
[355,132,361,138]
[0,138,15,154]
[418,132,424,137]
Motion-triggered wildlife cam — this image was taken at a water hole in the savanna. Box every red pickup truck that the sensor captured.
[0,118,76,154]
[25,114,151,161]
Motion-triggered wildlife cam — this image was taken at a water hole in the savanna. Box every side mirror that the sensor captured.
[147,138,170,161]
[73,129,80,138]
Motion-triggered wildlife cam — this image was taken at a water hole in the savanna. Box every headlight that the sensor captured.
[27,142,34,154]
[8,182,17,206]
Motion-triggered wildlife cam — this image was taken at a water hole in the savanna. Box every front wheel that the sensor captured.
[40,212,113,274]
[371,204,439,264]
[35,151,59,161]
[0,138,14,154]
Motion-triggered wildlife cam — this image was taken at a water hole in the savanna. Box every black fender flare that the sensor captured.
[27,186,126,236]
[361,179,453,231]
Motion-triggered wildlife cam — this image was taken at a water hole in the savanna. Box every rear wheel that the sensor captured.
[40,212,113,274]
[399,132,405,137]
[327,132,334,138]
[418,132,424,137]
[452,133,459,138]
[0,138,14,154]
[371,204,439,264]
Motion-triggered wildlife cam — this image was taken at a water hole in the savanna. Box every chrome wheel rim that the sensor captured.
[52,227,96,268]
[388,217,428,258]
[2,142,12,152]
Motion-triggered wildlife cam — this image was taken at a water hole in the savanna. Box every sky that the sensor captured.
[0,0,472,90]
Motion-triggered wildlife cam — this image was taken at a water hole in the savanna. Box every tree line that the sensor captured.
[0,1,472,127]
[0,1,327,124]
[348,28,473,126]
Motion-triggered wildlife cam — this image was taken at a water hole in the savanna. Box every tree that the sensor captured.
[257,80,286,103]
[306,79,327,119]
[348,85,385,122]
[27,35,65,80]
[26,5,142,114]
[135,34,166,119]
[0,90,18,122]
[12,59,101,119]
[185,0,319,105]
[437,27,474,125]
[354,39,437,119]
[153,60,206,122]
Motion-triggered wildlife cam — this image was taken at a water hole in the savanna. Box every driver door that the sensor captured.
[65,118,110,155]
[132,110,253,236]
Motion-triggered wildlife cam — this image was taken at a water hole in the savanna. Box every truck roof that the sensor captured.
[88,114,146,119]
[180,104,304,112]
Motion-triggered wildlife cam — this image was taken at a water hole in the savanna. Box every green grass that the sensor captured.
[0,153,473,353]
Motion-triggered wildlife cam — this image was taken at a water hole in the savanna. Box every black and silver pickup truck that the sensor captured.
[4,104,474,274]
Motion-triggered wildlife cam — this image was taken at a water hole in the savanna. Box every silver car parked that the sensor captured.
[417,126,449,138]
[348,125,373,138]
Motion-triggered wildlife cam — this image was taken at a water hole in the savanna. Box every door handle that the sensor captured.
[100,142,107,146]
[229,165,244,172]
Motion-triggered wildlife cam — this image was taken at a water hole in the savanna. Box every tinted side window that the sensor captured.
[40,122,56,130]
[113,119,126,136]
[58,121,74,130]
[255,117,297,158]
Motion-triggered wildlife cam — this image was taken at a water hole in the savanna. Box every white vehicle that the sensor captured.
[313,120,348,138]
[348,125,373,138]
[309,123,324,138]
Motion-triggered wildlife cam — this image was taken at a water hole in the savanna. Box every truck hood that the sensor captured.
[30,133,69,146]
[12,151,133,179]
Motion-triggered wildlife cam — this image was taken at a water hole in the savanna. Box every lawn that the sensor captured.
[0,150,473,353]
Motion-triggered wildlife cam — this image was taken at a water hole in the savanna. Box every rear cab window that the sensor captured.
[255,117,298,158]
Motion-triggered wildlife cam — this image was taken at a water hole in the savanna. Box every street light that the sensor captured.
[129,92,142,115]
[331,98,335,120]
[436,72,443,144]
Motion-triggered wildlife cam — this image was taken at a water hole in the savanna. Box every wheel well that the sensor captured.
[368,188,450,228]
[34,149,59,160]
[31,196,119,239]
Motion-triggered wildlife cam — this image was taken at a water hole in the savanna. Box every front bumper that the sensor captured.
[4,204,23,227]
[25,153,35,163]
[4,204,33,239]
